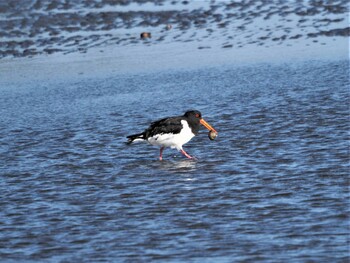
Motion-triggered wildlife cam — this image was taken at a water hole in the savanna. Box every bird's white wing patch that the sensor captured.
[131,138,145,143]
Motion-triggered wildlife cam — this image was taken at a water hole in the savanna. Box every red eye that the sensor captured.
[195,113,200,118]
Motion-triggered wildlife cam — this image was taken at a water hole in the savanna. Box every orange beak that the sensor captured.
[200,118,217,134]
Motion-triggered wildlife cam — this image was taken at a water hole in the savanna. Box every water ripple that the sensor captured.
[0,60,349,262]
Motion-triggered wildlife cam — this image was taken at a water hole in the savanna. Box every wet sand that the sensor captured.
[0,0,348,58]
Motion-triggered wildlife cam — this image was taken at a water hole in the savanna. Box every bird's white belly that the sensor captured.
[147,120,194,150]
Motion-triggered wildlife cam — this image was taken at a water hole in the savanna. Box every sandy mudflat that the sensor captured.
[0,0,348,76]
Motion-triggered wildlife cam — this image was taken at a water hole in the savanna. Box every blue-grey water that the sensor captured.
[1,60,349,262]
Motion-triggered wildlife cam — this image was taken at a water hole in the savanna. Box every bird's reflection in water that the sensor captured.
[157,158,198,173]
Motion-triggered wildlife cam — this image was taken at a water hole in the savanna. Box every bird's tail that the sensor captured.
[126,132,145,144]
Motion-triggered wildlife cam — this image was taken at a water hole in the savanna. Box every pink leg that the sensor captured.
[159,147,164,161]
[180,149,195,159]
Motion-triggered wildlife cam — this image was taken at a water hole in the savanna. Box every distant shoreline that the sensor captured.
[0,36,348,87]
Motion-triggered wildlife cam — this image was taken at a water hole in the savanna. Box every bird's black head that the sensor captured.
[184,110,217,135]
[184,110,202,120]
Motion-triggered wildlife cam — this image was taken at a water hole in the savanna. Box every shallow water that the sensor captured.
[1,60,349,262]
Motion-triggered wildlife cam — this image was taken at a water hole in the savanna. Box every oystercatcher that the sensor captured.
[126,110,217,160]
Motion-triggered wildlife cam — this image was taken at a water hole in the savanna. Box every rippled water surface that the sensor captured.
[1,60,349,262]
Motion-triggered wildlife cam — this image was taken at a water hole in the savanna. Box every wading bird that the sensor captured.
[126,110,217,160]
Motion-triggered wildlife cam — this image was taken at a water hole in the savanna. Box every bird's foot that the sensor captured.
[180,149,197,160]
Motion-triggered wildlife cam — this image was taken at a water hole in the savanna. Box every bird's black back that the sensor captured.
[145,116,184,138]
[145,110,202,138]
[127,110,202,142]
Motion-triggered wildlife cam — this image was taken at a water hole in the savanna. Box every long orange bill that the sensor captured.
[200,118,217,133]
